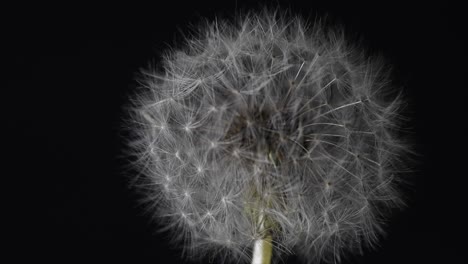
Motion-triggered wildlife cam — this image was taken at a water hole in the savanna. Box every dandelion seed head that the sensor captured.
[124,7,413,264]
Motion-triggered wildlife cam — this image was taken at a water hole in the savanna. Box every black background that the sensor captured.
[6,1,467,263]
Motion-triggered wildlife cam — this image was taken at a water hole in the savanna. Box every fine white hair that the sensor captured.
[122,7,412,264]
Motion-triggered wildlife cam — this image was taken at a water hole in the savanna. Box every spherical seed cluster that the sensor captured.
[125,9,410,264]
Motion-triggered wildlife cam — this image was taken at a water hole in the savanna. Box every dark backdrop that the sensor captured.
[6,1,466,263]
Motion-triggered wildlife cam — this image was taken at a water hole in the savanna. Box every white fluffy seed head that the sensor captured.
[123,7,413,264]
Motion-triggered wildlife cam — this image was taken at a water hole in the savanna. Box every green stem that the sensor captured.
[252,235,272,264]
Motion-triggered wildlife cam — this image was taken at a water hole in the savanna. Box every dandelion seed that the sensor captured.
[165,174,172,182]
[196,166,203,173]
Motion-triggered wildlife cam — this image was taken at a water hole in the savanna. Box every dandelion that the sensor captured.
[122,7,413,264]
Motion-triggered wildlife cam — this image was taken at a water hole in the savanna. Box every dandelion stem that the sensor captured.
[252,235,272,264]
[252,205,273,264]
